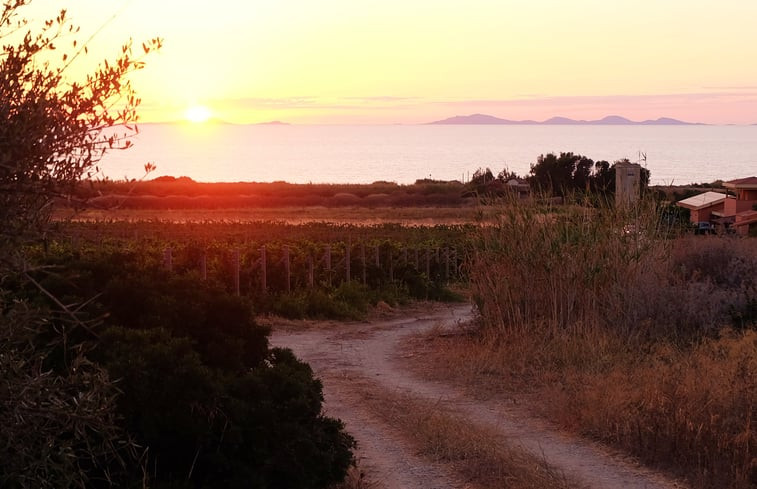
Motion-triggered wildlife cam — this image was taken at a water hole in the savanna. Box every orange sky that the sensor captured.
[25,0,757,124]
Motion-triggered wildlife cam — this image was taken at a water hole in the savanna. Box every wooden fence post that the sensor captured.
[233,249,240,296]
[374,246,380,268]
[361,243,366,285]
[388,248,394,282]
[444,247,450,282]
[260,246,267,293]
[163,247,172,272]
[425,248,431,278]
[325,245,332,286]
[283,245,291,293]
[345,241,351,283]
[403,247,408,267]
[308,255,314,288]
[414,248,419,270]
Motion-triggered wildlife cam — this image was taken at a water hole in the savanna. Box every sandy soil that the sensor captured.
[270,303,688,489]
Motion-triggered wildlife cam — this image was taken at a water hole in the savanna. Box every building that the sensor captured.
[615,161,641,206]
[675,191,728,223]
[724,177,757,235]
[723,177,757,215]
[676,176,757,235]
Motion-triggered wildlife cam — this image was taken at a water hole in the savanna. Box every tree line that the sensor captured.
[468,152,651,199]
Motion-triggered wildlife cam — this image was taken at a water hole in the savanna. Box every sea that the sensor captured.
[99,124,757,186]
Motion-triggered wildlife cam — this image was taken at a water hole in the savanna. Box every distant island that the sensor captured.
[256,120,290,125]
[428,113,701,125]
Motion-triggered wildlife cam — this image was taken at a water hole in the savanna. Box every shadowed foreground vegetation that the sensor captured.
[6,248,356,488]
[417,198,757,489]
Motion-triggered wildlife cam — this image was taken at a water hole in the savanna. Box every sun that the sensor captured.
[184,105,212,123]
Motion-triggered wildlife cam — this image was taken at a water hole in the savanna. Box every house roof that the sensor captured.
[724,176,757,190]
[676,191,728,210]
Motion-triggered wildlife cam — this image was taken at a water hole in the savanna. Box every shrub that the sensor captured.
[101,328,355,489]
[24,249,355,488]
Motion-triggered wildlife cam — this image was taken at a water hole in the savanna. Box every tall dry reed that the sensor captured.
[464,196,757,488]
[470,196,673,337]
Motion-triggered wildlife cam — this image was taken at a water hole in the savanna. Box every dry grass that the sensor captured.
[352,377,582,489]
[417,198,757,489]
[547,329,757,488]
[411,326,757,488]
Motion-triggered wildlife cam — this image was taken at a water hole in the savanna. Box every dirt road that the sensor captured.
[270,303,686,489]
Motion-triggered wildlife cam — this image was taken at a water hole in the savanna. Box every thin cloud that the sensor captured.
[216,95,426,111]
[430,91,757,108]
[342,96,422,102]
[206,91,757,124]
[702,85,757,91]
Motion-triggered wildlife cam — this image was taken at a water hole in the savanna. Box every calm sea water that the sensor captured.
[100,124,757,186]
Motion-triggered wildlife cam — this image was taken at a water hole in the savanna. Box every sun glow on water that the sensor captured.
[184,105,212,123]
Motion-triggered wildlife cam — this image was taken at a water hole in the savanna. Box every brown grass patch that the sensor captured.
[352,376,582,489]
[416,198,757,488]
[409,325,757,488]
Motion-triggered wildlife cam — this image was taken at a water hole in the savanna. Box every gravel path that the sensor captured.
[270,304,687,489]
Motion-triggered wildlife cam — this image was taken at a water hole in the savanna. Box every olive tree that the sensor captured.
[0,2,159,486]
[0,0,160,243]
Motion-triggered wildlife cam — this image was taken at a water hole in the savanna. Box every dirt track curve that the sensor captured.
[270,303,687,489]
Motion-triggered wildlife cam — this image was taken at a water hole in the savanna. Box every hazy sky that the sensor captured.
[26,0,757,124]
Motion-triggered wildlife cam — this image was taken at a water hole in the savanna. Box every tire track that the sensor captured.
[271,304,686,489]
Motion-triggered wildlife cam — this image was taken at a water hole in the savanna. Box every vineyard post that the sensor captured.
[200,250,207,281]
[307,255,314,288]
[260,246,267,293]
[345,241,351,283]
[164,247,173,273]
[425,248,431,278]
[388,247,393,282]
[325,245,331,286]
[283,245,291,293]
[452,248,457,279]
[444,247,450,282]
[361,243,366,285]
[374,246,380,267]
[233,249,240,296]
[414,248,419,270]
[403,247,408,267]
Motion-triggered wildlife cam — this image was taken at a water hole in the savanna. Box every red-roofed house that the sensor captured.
[676,191,728,223]
[724,177,757,215]
[724,177,757,235]
[677,177,757,235]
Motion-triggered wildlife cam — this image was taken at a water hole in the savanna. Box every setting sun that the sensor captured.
[184,105,212,123]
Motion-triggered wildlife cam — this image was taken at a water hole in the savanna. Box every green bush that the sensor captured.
[24,249,355,488]
[101,329,354,489]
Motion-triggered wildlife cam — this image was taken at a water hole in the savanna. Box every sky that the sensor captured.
[23,0,757,124]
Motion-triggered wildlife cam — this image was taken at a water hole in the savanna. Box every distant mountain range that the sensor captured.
[428,113,702,125]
